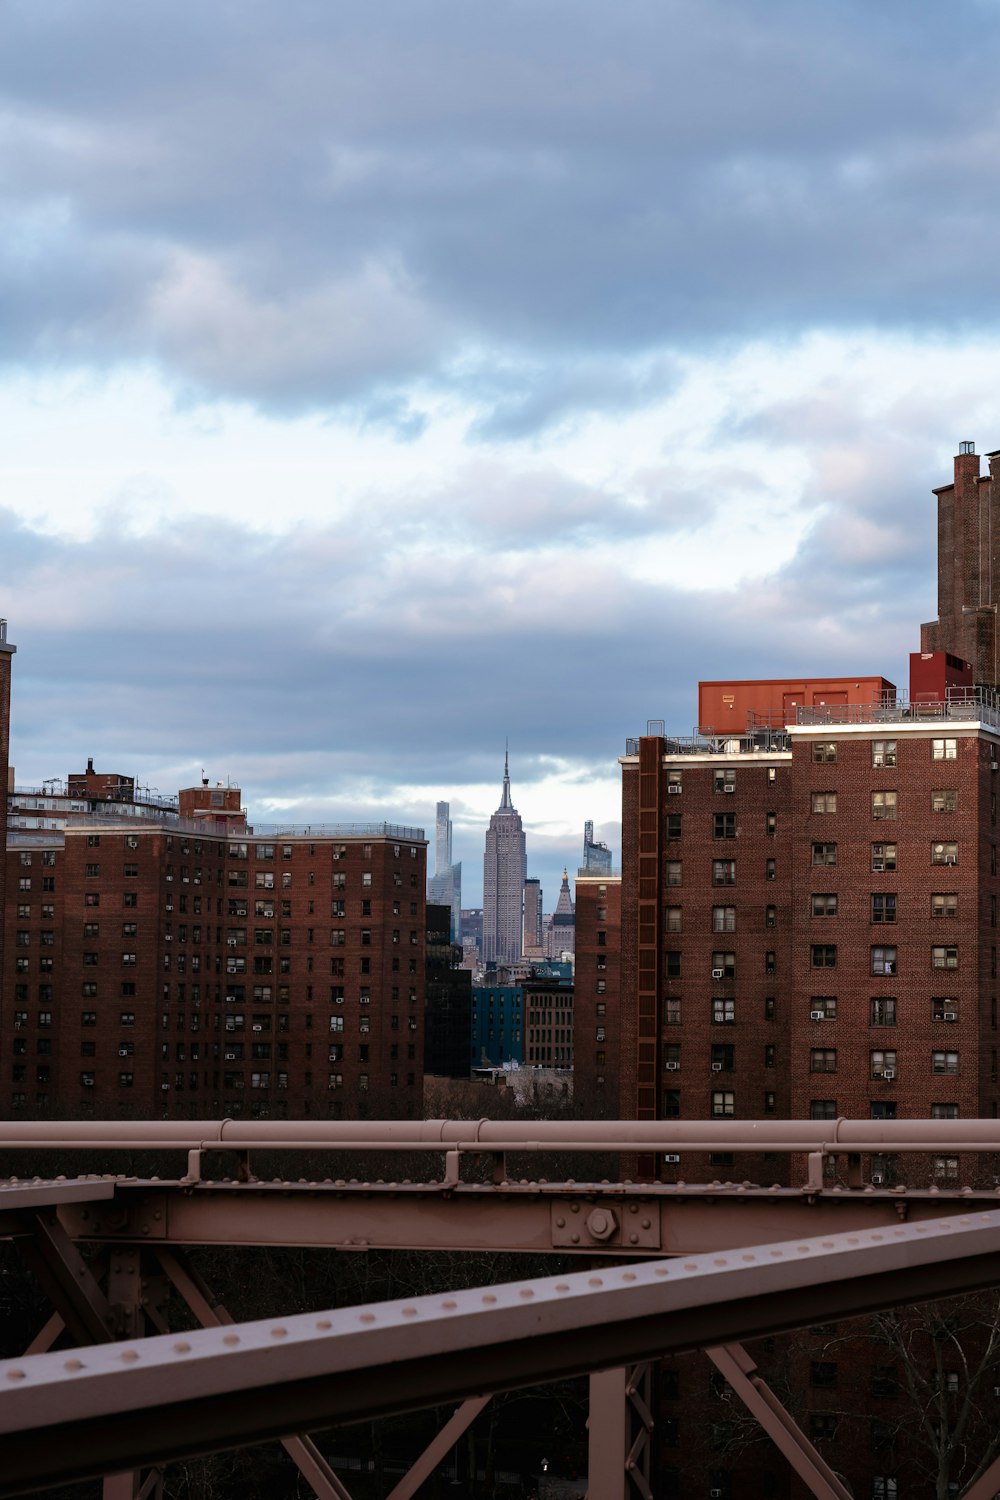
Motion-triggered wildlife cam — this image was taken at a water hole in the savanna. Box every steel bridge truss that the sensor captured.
[4,1118,1000,1500]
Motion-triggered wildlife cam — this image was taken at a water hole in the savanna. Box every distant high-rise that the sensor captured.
[482,750,527,964]
[544,867,576,958]
[580,818,613,876]
[427,799,462,942]
[523,876,543,957]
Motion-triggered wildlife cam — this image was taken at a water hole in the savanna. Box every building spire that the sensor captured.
[498,742,513,812]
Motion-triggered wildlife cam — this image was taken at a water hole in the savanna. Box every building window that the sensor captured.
[931,789,958,813]
[812,742,837,763]
[712,998,736,1024]
[665,951,682,978]
[931,1103,958,1120]
[712,906,736,933]
[711,952,736,979]
[811,945,837,968]
[812,843,837,866]
[812,792,837,814]
[872,740,896,768]
[665,906,683,933]
[711,1090,735,1117]
[870,997,897,1027]
[666,813,682,840]
[871,894,896,924]
[810,996,837,1020]
[711,1044,734,1072]
[712,860,736,886]
[811,893,837,917]
[766,904,776,927]
[870,843,896,873]
[666,861,683,886]
[872,791,897,821]
[932,1050,959,1075]
[932,996,959,1022]
[932,1156,959,1182]
[663,1089,680,1119]
[931,893,958,919]
[871,946,896,976]
[871,1050,897,1078]
[810,1048,837,1073]
[931,945,958,970]
[713,813,736,840]
[766,812,777,836]
[766,858,776,881]
[714,769,736,793]
[932,738,957,760]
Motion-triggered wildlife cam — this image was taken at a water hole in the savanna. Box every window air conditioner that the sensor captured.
[665,1154,681,1164]
[945,856,957,865]
[711,1062,723,1071]
[161,1083,169,1090]
[711,1490,724,1497]
[712,968,725,979]
[723,784,736,793]
[252,1024,263,1032]
[871,1173,885,1186]
[944,1012,958,1022]
[883,1068,895,1080]
[810,1010,826,1021]
[992,762,998,772]
[668,784,682,795]
[118,1047,128,1057]
[665,1061,680,1071]
[225,1051,236,1060]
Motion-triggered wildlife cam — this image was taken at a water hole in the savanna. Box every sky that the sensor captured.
[3,0,1000,907]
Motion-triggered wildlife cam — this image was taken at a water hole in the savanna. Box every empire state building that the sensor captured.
[482,750,527,963]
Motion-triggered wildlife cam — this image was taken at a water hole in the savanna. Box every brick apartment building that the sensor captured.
[598,683,1000,1189]
[0,621,14,992]
[2,701,428,1121]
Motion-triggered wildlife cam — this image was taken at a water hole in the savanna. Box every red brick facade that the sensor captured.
[593,716,1000,1187]
[3,815,426,1121]
[922,443,1000,687]
[0,625,12,1007]
[574,875,621,1115]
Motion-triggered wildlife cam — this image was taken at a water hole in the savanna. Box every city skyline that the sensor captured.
[3,4,1000,914]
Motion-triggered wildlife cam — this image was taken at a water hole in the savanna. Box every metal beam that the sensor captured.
[4,1211,1000,1493]
[384,1397,491,1500]
[705,1344,851,1500]
[46,1180,1000,1259]
[156,1250,357,1500]
[4,1115,1000,1153]
[14,1211,114,1346]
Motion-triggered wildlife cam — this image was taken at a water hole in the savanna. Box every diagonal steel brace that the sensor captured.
[155,1249,355,1500]
[705,1344,852,1500]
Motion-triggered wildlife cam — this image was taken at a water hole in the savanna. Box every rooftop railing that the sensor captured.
[248,823,426,841]
[626,687,1000,753]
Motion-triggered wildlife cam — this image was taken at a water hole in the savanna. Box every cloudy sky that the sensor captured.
[2,0,999,907]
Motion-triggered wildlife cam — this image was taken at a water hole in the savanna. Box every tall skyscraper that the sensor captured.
[482,750,526,963]
[580,818,613,875]
[427,799,461,941]
[523,876,543,957]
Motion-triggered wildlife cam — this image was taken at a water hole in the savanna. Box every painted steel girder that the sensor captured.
[2,1209,1000,1493]
[29,1179,1000,1258]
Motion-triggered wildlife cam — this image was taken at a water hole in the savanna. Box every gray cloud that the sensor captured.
[1,2,999,420]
